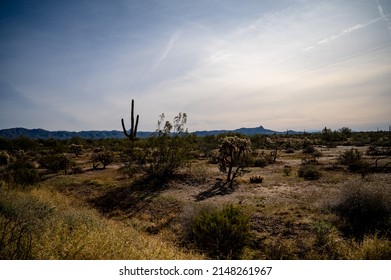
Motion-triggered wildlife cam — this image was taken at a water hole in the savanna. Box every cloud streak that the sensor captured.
[374,0,391,35]
[151,28,182,71]
[318,20,379,44]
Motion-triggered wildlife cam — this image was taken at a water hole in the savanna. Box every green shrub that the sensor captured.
[12,167,40,187]
[124,113,193,184]
[249,175,263,183]
[4,160,40,189]
[191,205,250,259]
[298,164,321,180]
[38,153,71,174]
[329,180,391,241]
[303,145,316,154]
[252,158,269,168]
[339,148,364,172]
[283,165,292,176]
[301,155,319,165]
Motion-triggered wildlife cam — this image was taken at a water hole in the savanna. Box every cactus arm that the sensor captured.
[134,114,139,138]
[121,118,131,138]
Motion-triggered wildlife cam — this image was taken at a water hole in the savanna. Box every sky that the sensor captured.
[0,0,390,132]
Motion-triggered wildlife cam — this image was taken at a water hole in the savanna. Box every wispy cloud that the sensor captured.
[374,0,391,35]
[151,28,182,71]
[318,17,382,45]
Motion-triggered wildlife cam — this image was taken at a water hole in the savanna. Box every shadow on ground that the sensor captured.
[194,181,235,201]
[90,176,172,218]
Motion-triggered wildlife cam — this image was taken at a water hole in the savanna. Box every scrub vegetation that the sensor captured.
[1,123,390,260]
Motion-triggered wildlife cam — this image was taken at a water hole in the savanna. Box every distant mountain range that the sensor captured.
[0,126,304,140]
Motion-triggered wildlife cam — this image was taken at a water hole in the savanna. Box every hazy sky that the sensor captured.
[1,0,390,132]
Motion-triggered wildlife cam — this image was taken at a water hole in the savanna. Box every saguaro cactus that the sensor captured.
[121,99,139,140]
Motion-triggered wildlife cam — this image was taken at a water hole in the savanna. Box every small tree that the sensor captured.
[218,136,251,188]
[339,127,352,139]
[128,113,193,184]
[321,127,337,147]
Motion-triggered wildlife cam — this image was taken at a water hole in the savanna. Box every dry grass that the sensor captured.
[0,187,201,260]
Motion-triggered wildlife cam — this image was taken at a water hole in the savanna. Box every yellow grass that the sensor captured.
[0,187,202,260]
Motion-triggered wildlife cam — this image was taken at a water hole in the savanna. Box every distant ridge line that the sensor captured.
[0,126,305,140]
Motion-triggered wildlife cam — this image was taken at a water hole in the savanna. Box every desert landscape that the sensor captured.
[1,126,390,260]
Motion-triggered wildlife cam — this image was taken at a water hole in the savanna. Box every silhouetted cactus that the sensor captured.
[121,99,139,141]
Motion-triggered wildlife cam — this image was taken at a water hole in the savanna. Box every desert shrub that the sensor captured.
[123,113,193,183]
[249,175,263,183]
[207,151,220,164]
[283,165,292,176]
[190,205,250,259]
[285,147,295,154]
[4,160,40,189]
[329,180,391,241]
[312,221,334,247]
[321,127,337,147]
[142,138,192,182]
[70,163,83,174]
[12,166,41,188]
[252,157,269,168]
[245,154,268,168]
[339,148,364,172]
[298,164,321,180]
[312,150,323,158]
[39,153,71,174]
[0,151,11,165]
[301,155,318,165]
[302,144,316,154]
[366,145,391,157]
[142,134,191,181]
[366,145,380,156]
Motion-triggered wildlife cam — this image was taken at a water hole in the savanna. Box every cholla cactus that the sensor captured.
[69,144,83,157]
[218,136,251,188]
